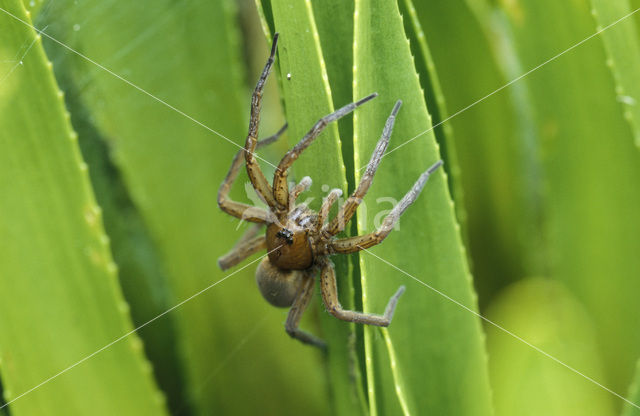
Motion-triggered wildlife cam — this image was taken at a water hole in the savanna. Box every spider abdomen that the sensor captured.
[255,258,304,307]
[266,223,314,270]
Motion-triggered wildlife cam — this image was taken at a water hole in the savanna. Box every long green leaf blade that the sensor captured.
[33,8,189,410]
[413,0,542,305]
[311,0,357,192]
[269,1,366,414]
[58,63,189,414]
[623,363,640,416]
[0,1,166,414]
[590,0,640,148]
[398,0,468,239]
[481,0,640,404]
[35,0,328,414]
[353,1,493,414]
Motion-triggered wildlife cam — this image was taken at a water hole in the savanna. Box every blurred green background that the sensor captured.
[1,0,640,415]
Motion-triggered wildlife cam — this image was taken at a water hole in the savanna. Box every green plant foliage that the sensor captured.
[398,0,468,239]
[0,1,166,414]
[2,0,640,414]
[270,0,348,203]
[414,0,543,306]
[268,2,367,414]
[29,0,327,414]
[473,0,640,404]
[352,1,493,414]
[590,0,640,148]
[311,0,357,192]
[486,278,615,416]
[624,362,640,416]
[55,58,189,414]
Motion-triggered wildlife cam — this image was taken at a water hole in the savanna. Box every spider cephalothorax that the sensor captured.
[217,33,442,349]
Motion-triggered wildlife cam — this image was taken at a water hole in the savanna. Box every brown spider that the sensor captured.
[217,33,443,349]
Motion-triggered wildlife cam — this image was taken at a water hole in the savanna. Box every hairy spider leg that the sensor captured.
[272,93,379,214]
[324,100,402,236]
[320,259,405,326]
[288,176,312,208]
[316,188,342,231]
[244,33,280,209]
[329,159,443,254]
[285,273,326,349]
[218,123,287,223]
[235,222,265,245]
[218,224,267,270]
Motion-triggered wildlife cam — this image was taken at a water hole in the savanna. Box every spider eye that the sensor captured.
[276,228,294,245]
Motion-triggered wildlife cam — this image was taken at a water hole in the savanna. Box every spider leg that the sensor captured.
[217,224,266,270]
[316,188,342,231]
[244,33,280,209]
[285,274,326,349]
[218,124,287,223]
[288,176,312,208]
[234,222,264,245]
[328,160,443,254]
[323,101,401,236]
[320,260,405,326]
[272,93,378,211]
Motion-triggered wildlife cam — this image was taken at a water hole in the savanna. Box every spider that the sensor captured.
[217,33,443,349]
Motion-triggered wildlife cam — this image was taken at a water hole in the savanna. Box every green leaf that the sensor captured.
[623,362,640,416]
[353,1,493,415]
[398,0,469,240]
[590,0,640,148]
[35,0,328,414]
[413,0,543,305]
[0,1,166,414]
[21,0,44,15]
[270,1,348,198]
[268,1,367,414]
[311,0,357,192]
[486,278,616,416]
[54,59,189,414]
[482,0,640,403]
[311,3,372,413]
